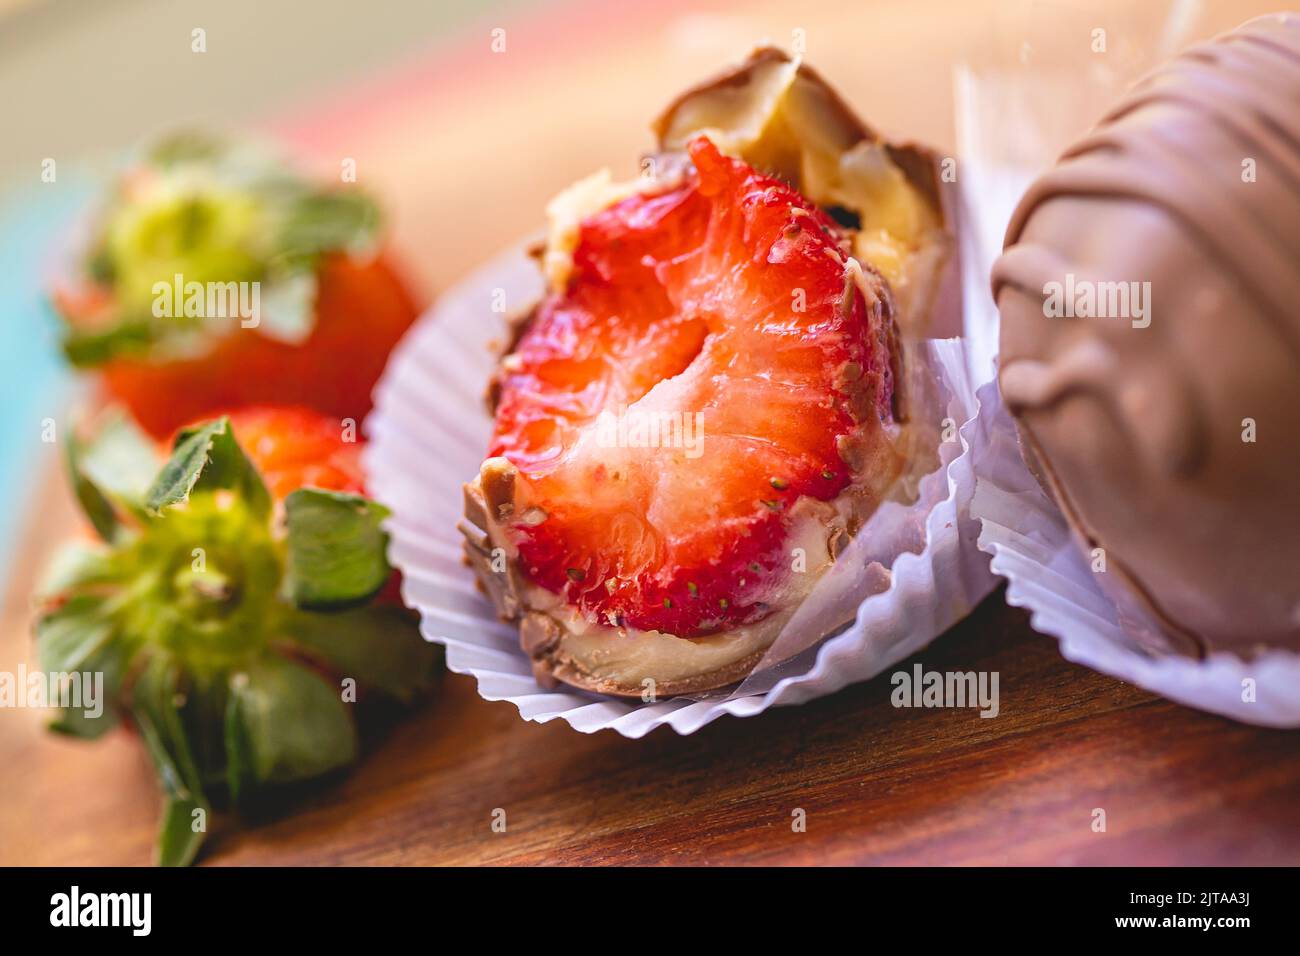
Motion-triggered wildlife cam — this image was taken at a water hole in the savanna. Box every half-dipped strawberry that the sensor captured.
[466,136,905,693]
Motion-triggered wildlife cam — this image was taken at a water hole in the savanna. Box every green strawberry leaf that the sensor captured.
[61,318,157,367]
[224,654,358,791]
[146,417,271,519]
[156,795,209,869]
[65,411,159,540]
[46,641,128,740]
[283,488,392,609]
[36,542,121,600]
[78,411,159,508]
[134,655,207,801]
[223,681,251,806]
[36,594,115,674]
[66,437,123,543]
[277,190,380,262]
[285,605,435,704]
[132,655,211,867]
[36,594,126,740]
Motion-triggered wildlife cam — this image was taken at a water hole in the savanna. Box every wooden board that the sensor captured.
[2,0,1297,867]
[5,470,1298,867]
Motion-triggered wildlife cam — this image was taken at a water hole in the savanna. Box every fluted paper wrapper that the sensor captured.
[971,382,1300,728]
[364,241,998,737]
[959,5,1300,728]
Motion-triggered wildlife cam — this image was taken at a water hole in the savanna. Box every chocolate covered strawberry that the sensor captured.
[36,406,435,865]
[465,136,909,696]
[51,133,420,438]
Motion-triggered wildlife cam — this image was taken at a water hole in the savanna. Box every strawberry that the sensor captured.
[91,255,417,438]
[213,406,366,499]
[490,136,897,637]
[37,406,435,865]
[51,133,421,438]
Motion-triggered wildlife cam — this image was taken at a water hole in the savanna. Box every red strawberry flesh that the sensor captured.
[490,136,895,636]
[218,406,367,500]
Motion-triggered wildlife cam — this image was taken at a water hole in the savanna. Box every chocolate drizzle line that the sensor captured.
[995,16,1300,364]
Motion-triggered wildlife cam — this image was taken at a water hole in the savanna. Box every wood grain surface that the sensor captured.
[2,0,1296,867]
[6,471,1298,866]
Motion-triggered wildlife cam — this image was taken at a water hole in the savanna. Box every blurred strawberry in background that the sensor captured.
[50,133,422,438]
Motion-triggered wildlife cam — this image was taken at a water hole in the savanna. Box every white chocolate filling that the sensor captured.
[519,504,838,689]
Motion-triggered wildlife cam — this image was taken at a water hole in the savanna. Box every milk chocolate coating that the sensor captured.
[993,14,1300,656]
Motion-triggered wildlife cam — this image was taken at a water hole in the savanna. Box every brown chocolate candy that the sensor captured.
[993,14,1300,656]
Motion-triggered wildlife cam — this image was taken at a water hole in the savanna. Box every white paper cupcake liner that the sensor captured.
[970,382,1300,728]
[364,243,998,737]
